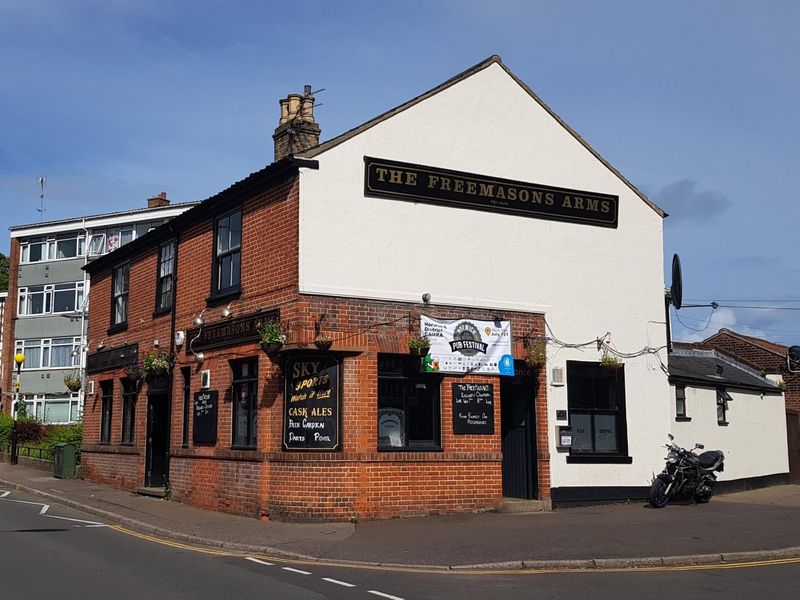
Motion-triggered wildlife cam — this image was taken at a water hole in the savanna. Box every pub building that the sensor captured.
[81,56,671,521]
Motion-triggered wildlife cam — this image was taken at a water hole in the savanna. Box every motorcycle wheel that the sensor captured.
[693,485,714,504]
[649,478,670,508]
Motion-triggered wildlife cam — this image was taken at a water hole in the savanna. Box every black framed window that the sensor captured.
[155,241,176,313]
[213,208,242,297]
[231,358,257,448]
[111,263,130,329]
[675,385,690,420]
[100,381,113,444]
[121,380,137,444]
[566,361,629,462]
[716,388,731,425]
[377,355,441,451]
[181,367,191,447]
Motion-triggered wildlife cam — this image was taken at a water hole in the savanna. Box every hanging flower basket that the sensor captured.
[64,375,82,392]
[525,341,547,368]
[143,351,170,377]
[258,320,287,354]
[600,354,623,369]
[125,362,146,381]
[408,335,431,357]
[261,340,284,354]
[314,335,333,351]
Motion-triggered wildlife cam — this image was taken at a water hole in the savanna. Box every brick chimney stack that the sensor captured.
[273,84,321,162]
[147,192,170,208]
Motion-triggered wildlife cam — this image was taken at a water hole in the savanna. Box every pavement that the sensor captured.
[1,461,800,571]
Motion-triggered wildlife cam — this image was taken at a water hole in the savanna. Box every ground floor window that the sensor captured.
[377,354,441,450]
[231,358,258,448]
[566,361,629,462]
[20,393,81,424]
[100,381,113,443]
[121,380,137,444]
[675,384,688,419]
[716,388,731,425]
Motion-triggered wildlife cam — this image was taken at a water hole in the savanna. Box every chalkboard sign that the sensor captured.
[193,390,218,443]
[283,355,340,451]
[452,383,494,435]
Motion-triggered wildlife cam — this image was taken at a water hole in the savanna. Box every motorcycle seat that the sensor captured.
[698,450,724,470]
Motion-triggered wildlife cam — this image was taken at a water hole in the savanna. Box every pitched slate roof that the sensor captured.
[297,55,665,219]
[668,349,781,393]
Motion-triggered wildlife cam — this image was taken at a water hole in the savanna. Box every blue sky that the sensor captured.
[2,1,799,345]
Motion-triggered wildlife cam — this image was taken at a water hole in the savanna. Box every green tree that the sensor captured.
[0,252,8,292]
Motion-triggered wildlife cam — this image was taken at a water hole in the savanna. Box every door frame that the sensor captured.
[500,362,539,499]
[145,390,171,488]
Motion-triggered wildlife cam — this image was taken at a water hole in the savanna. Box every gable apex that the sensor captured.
[299,55,665,218]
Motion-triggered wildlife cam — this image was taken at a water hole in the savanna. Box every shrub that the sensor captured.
[0,412,12,448]
[41,421,83,454]
[14,417,43,445]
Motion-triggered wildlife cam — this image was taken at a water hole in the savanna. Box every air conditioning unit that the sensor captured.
[200,370,211,389]
[86,380,95,395]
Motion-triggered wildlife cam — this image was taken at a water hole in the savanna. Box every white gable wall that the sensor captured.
[670,384,789,481]
[298,62,671,489]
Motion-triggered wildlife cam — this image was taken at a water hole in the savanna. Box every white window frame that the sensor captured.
[18,281,85,316]
[20,233,85,264]
[15,337,82,370]
[20,393,81,424]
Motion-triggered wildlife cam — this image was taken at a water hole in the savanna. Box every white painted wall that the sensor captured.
[298,62,671,488]
[670,384,789,481]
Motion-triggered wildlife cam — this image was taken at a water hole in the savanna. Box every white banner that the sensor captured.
[420,316,515,376]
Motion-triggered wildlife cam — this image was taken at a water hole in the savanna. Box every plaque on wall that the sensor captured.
[283,355,341,451]
[193,390,218,444]
[452,383,494,435]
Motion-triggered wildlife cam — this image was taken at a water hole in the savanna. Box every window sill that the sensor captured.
[230,445,258,452]
[718,421,729,427]
[675,416,692,422]
[153,307,171,318]
[378,446,444,453]
[206,288,241,307]
[566,455,633,464]
[107,323,128,335]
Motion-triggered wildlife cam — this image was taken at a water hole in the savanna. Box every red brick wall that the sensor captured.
[702,332,800,411]
[1,238,21,409]
[81,171,549,521]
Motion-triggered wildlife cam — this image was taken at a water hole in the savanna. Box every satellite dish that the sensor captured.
[788,345,800,373]
[670,254,683,310]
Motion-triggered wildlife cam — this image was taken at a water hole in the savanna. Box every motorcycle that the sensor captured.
[649,434,725,508]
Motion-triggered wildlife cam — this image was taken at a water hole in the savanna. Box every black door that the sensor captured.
[146,393,170,488]
[501,363,538,499]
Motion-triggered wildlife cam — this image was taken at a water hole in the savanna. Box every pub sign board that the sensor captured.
[283,355,341,451]
[186,309,279,352]
[193,390,218,444]
[452,383,494,435]
[364,156,619,228]
[86,343,139,374]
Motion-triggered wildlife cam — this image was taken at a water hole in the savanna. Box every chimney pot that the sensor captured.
[273,86,321,162]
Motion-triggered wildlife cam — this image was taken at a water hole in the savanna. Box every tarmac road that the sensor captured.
[3,487,800,600]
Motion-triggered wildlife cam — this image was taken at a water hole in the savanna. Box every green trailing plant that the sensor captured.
[778,379,787,391]
[64,373,82,392]
[525,340,547,367]
[164,479,173,501]
[258,321,287,352]
[142,351,169,374]
[600,353,622,369]
[408,334,431,356]
[125,362,146,381]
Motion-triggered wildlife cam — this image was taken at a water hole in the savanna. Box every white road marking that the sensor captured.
[0,492,105,526]
[43,514,106,526]
[245,557,275,566]
[282,567,312,575]
[322,577,356,588]
[368,591,405,600]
